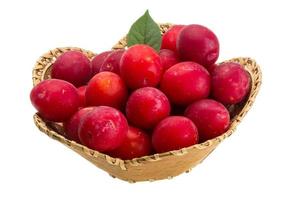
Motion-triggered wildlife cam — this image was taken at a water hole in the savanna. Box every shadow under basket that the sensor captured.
[32,24,262,183]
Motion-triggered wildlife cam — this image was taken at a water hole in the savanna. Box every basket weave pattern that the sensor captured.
[32,24,262,182]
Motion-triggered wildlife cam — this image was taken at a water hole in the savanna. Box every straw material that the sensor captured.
[32,24,262,182]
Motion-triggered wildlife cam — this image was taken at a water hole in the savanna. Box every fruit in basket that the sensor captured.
[159,49,180,71]
[161,25,185,52]
[86,71,128,109]
[185,99,230,142]
[79,106,128,152]
[177,24,219,67]
[51,51,92,87]
[91,51,112,75]
[108,126,152,160]
[126,87,170,129]
[211,62,250,104]
[120,44,163,89]
[64,107,94,143]
[30,79,80,122]
[100,49,125,74]
[160,61,211,106]
[152,116,198,153]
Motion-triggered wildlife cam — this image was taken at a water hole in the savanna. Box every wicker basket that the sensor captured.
[32,24,262,182]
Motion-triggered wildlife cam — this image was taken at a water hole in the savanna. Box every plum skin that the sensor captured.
[86,71,128,109]
[161,25,185,52]
[51,51,92,87]
[63,107,94,143]
[91,51,112,75]
[79,106,128,152]
[185,99,230,142]
[77,85,87,108]
[30,79,80,122]
[126,87,171,129]
[177,24,219,67]
[120,44,163,90]
[108,126,152,160]
[159,49,180,71]
[206,63,218,74]
[152,116,198,153]
[160,61,211,106]
[212,62,250,104]
[100,49,125,74]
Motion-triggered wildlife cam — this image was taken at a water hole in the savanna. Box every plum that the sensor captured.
[91,51,112,75]
[159,49,180,71]
[120,44,163,89]
[177,24,219,67]
[152,116,198,153]
[51,51,92,87]
[79,106,128,152]
[212,62,250,104]
[30,79,80,122]
[108,126,152,160]
[160,61,211,106]
[161,25,185,52]
[63,107,94,143]
[86,72,128,109]
[185,99,230,142]
[126,87,170,129]
[100,49,125,74]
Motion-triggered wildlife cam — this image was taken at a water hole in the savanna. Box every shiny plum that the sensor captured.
[64,107,94,143]
[212,62,250,104]
[91,51,112,75]
[177,24,219,67]
[30,79,80,122]
[160,62,210,106]
[51,51,92,87]
[120,44,163,89]
[86,72,128,109]
[100,50,125,74]
[108,126,152,160]
[79,106,128,152]
[152,116,198,153]
[126,87,170,129]
[161,25,185,52]
[185,99,230,142]
[159,49,180,71]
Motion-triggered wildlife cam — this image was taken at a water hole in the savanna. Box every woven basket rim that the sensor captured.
[31,23,262,167]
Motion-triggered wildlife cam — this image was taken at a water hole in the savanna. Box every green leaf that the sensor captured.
[127,10,162,51]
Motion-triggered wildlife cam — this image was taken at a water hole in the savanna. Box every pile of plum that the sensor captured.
[30,24,250,160]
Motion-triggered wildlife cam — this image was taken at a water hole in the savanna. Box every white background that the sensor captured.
[0,0,285,199]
